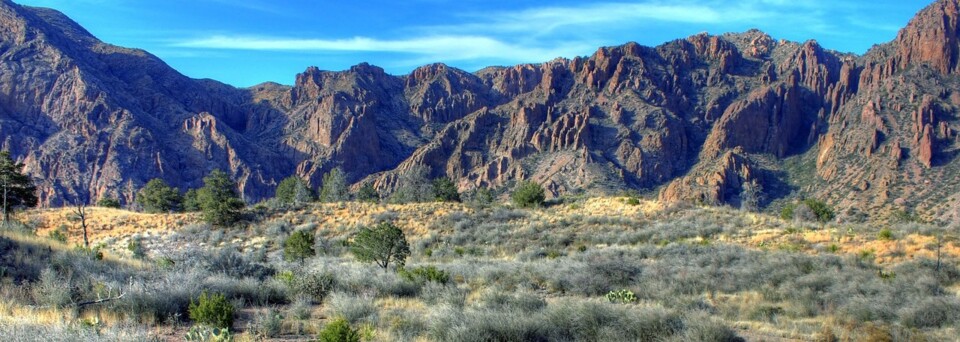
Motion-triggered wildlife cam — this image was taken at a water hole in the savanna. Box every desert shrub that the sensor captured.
[318,317,360,342]
[626,197,641,206]
[355,183,380,203]
[899,296,960,328]
[512,181,545,208]
[478,289,546,313]
[676,313,742,342]
[432,177,461,202]
[97,196,121,208]
[32,267,73,308]
[420,282,467,307]
[878,228,894,241]
[127,236,145,259]
[399,265,449,285]
[803,199,835,223]
[283,230,316,263]
[280,270,335,304]
[288,296,312,320]
[253,308,283,338]
[189,291,235,329]
[48,225,68,243]
[206,247,273,280]
[327,292,377,324]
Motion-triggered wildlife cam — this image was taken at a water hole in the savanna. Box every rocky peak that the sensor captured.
[894,0,960,74]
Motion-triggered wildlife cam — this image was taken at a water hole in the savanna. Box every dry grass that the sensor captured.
[22,207,200,246]
[16,197,960,266]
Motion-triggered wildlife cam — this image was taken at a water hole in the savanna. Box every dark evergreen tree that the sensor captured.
[0,151,37,226]
[136,178,181,213]
[197,170,245,226]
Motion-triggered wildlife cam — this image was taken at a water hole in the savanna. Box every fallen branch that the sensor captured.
[75,292,125,308]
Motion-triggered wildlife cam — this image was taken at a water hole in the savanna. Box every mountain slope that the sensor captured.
[1,0,959,221]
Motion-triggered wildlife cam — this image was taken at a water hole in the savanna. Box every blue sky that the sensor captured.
[17,0,930,87]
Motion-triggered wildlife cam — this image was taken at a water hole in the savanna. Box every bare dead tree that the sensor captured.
[72,201,90,249]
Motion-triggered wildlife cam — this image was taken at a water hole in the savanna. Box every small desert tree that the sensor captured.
[465,187,495,208]
[197,170,245,227]
[740,180,762,212]
[284,230,316,264]
[136,178,181,213]
[182,188,201,212]
[351,222,410,272]
[0,151,37,226]
[389,165,433,203]
[97,196,121,209]
[276,176,315,206]
[432,177,460,202]
[356,183,379,203]
[512,181,545,208]
[71,201,91,249]
[319,167,349,202]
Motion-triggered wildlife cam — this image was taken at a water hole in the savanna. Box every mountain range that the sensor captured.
[1,0,959,222]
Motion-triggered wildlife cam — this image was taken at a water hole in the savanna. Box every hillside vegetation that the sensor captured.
[1,197,958,341]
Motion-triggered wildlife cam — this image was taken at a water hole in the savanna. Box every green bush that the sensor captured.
[399,265,449,285]
[512,181,545,208]
[780,204,795,220]
[432,177,461,202]
[48,225,68,243]
[356,183,379,203]
[626,197,641,206]
[189,291,235,329]
[878,228,894,241]
[283,230,316,263]
[605,289,638,304]
[803,199,835,223]
[318,317,360,342]
[276,176,315,206]
[97,197,121,208]
[127,236,145,259]
[137,178,181,213]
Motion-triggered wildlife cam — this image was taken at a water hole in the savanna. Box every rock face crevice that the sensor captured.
[3,0,960,219]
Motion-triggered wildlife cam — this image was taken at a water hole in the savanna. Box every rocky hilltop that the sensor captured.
[1,0,959,221]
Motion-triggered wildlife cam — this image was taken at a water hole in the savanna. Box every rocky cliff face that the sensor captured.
[2,0,960,221]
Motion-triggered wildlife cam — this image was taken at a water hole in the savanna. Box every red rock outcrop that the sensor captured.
[3,0,960,220]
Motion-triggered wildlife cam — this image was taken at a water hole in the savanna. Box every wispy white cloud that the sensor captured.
[466,2,769,35]
[174,35,593,62]
[168,0,907,68]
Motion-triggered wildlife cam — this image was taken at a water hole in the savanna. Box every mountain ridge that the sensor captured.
[1,0,959,222]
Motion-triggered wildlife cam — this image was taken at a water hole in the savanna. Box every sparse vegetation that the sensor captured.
[3,197,959,341]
